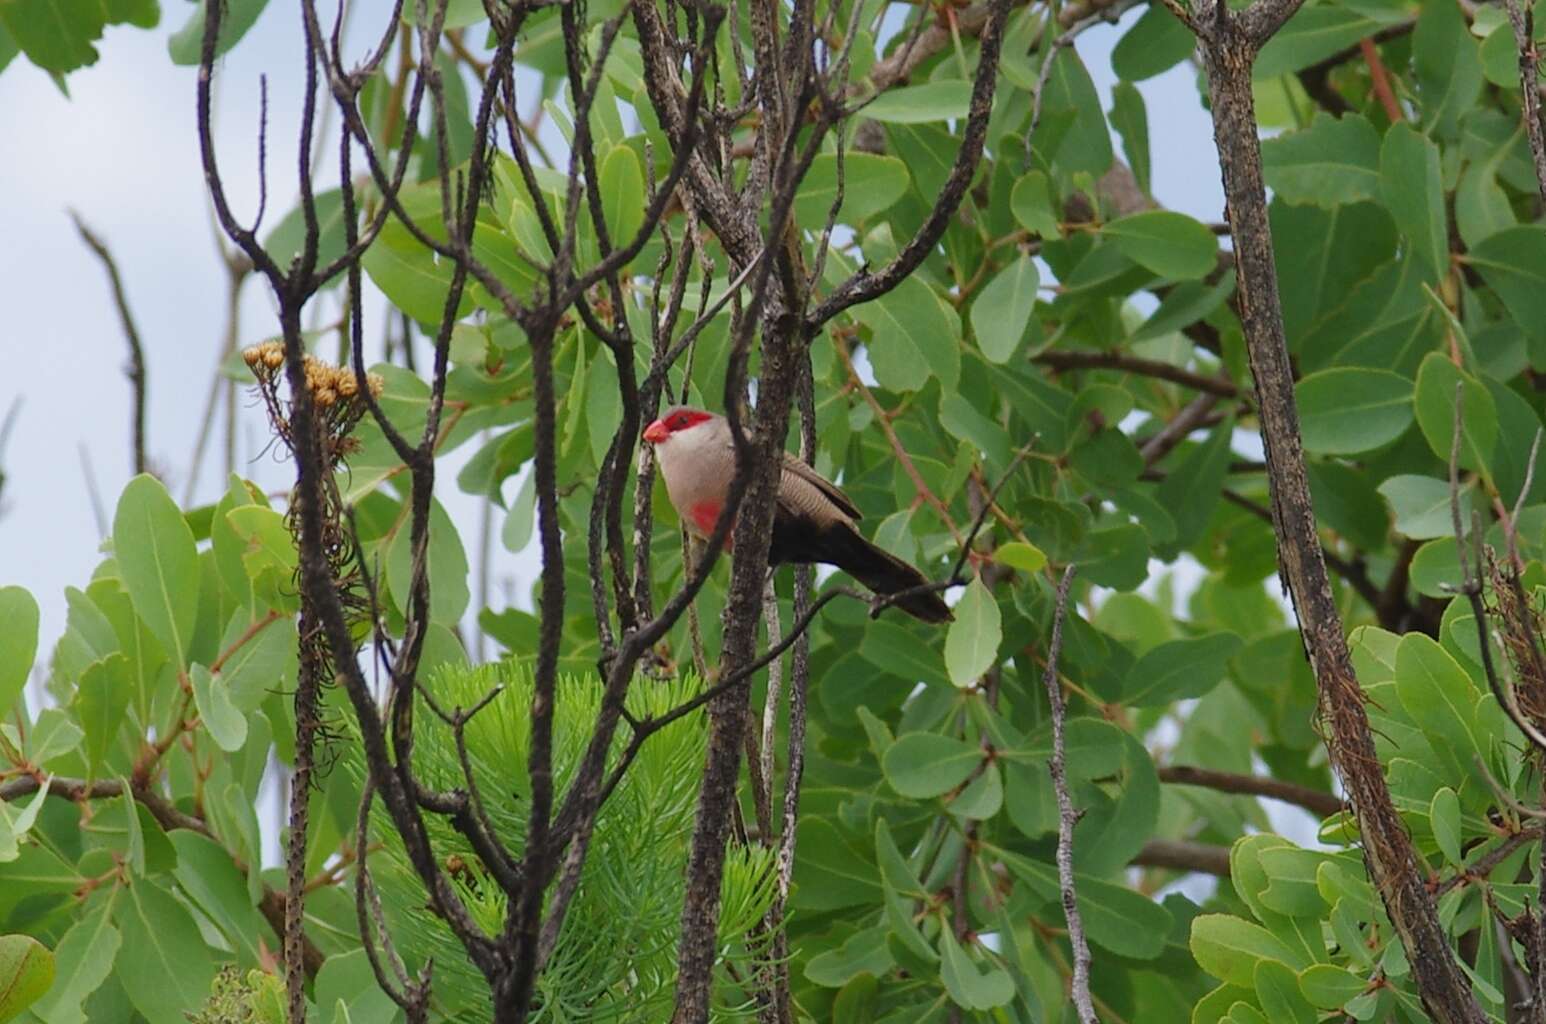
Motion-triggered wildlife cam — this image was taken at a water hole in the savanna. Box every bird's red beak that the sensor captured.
[643,419,670,444]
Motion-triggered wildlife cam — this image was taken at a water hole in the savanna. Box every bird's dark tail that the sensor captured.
[822,525,953,623]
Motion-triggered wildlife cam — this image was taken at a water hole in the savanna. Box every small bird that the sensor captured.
[643,406,952,623]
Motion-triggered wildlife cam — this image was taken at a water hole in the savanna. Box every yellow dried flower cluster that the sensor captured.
[241,341,385,406]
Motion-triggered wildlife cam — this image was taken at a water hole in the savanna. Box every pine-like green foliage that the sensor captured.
[361,665,778,1022]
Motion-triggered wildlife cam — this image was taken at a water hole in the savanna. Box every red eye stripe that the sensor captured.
[667,409,713,433]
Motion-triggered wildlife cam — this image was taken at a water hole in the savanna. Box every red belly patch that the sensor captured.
[689,500,731,547]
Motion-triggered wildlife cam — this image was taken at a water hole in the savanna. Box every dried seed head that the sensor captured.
[315,387,337,408]
[242,346,263,368]
[262,347,284,369]
[367,373,385,398]
[336,373,358,398]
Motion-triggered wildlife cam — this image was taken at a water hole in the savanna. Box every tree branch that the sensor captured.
[1034,349,1238,398]
[1197,15,1485,1020]
[1041,566,1096,1024]
[1158,764,1344,817]
[70,212,148,476]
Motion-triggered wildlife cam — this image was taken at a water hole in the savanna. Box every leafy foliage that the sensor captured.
[7,0,1546,1018]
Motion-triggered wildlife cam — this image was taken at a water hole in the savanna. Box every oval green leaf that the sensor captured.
[1295,367,1413,454]
[881,732,983,798]
[1103,211,1219,280]
[945,578,1001,688]
[862,80,971,124]
[113,474,200,667]
[0,587,39,712]
[793,152,910,226]
[191,664,247,753]
[971,255,1040,363]
[1413,351,1497,477]
[0,934,54,1022]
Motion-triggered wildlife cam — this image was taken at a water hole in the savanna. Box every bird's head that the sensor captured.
[643,407,716,446]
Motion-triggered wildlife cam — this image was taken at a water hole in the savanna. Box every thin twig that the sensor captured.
[70,212,148,475]
[1158,764,1344,817]
[1042,566,1095,1024]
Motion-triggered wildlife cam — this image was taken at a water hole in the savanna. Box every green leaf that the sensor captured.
[113,474,200,666]
[598,144,645,254]
[1298,963,1368,1008]
[170,831,268,965]
[1395,633,1482,770]
[264,189,347,282]
[386,498,471,626]
[1414,0,1485,137]
[501,470,537,553]
[1295,367,1413,454]
[1255,959,1317,1024]
[948,761,1003,818]
[190,664,247,753]
[1379,124,1448,282]
[167,0,268,65]
[75,655,131,772]
[1409,538,1463,598]
[945,578,1001,688]
[1102,211,1218,280]
[1468,226,1546,358]
[114,878,216,1021]
[970,255,1039,363]
[853,276,961,392]
[1191,914,1299,987]
[793,153,910,226]
[1377,475,1472,540]
[0,587,38,712]
[1412,352,1497,476]
[938,930,1014,1010]
[362,184,476,325]
[1260,113,1381,208]
[1255,5,1390,79]
[804,925,894,987]
[28,899,120,1024]
[218,613,296,714]
[1431,786,1462,866]
[0,0,121,73]
[1124,632,1242,706]
[0,934,54,1022]
[1067,873,1172,959]
[1011,171,1060,238]
[314,949,403,1024]
[862,80,971,123]
[1112,3,1195,81]
[1110,81,1151,195]
[875,820,925,897]
[859,620,949,688]
[882,733,983,798]
[586,348,623,467]
[993,542,1047,574]
[1037,49,1113,175]
[224,506,300,614]
[1154,417,1235,553]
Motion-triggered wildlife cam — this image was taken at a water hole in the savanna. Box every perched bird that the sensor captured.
[643,407,952,623]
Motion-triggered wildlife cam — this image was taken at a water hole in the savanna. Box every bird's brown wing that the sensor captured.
[779,453,862,522]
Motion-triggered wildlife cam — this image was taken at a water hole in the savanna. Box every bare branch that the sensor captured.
[1158,764,1344,817]
[70,212,149,476]
[1200,24,1484,1019]
[1035,349,1237,398]
[1040,566,1096,1024]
